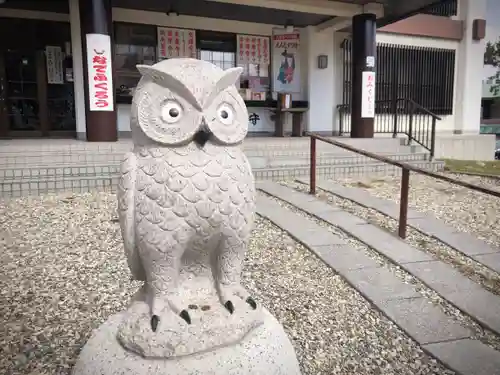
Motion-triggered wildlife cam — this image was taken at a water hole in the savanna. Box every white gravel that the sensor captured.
[0,191,453,375]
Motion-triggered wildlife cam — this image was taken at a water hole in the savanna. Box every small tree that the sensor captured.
[484,39,500,96]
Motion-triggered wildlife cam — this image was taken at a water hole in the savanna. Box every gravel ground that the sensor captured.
[271,183,500,352]
[0,191,453,375]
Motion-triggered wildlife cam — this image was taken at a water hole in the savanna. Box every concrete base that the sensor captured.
[434,134,496,160]
[72,307,301,375]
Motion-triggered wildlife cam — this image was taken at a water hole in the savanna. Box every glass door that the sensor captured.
[4,49,42,136]
[0,55,8,137]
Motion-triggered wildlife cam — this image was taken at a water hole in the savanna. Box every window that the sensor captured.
[238,61,270,98]
[197,30,236,70]
[114,23,157,97]
[196,30,271,96]
[199,51,235,71]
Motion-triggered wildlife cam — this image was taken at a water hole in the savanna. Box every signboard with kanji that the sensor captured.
[236,35,270,65]
[46,46,64,85]
[361,71,376,118]
[157,27,196,59]
[86,33,114,111]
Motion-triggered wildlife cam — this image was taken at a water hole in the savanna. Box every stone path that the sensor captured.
[256,182,500,375]
[298,178,500,274]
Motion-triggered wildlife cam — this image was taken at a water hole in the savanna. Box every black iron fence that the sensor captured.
[338,99,440,159]
[341,40,455,115]
[339,39,455,157]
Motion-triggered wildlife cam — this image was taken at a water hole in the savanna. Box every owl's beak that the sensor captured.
[193,123,212,147]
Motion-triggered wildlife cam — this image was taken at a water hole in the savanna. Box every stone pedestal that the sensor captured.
[72,307,301,375]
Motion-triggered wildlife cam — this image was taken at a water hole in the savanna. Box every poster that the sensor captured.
[272,30,301,94]
[158,27,196,59]
[86,33,114,111]
[361,71,376,118]
[236,35,270,65]
[46,46,64,85]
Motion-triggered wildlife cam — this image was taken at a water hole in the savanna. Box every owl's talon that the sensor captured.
[151,315,160,332]
[224,300,235,314]
[180,309,191,324]
[246,296,257,310]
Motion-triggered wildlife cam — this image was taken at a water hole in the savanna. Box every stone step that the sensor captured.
[0,151,433,178]
[255,191,500,375]
[0,145,423,165]
[0,159,443,183]
[251,152,428,168]
[300,179,500,274]
[0,160,443,198]
[257,181,500,337]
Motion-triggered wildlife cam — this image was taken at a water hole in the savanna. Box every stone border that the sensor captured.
[256,190,500,375]
[297,178,500,274]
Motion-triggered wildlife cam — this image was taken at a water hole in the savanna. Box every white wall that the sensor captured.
[305,26,336,133]
[68,0,86,138]
[454,0,487,134]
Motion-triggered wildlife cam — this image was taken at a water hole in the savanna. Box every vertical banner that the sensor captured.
[361,71,376,118]
[158,27,196,59]
[86,33,114,111]
[236,35,271,65]
[46,46,64,84]
[186,30,195,58]
[272,30,301,94]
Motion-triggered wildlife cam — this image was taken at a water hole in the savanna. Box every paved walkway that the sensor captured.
[256,182,500,375]
[297,178,500,274]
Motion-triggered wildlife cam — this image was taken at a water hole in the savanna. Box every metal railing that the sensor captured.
[307,132,500,239]
[337,98,441,159]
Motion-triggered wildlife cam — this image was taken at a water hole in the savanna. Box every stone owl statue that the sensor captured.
[115,58,261,358]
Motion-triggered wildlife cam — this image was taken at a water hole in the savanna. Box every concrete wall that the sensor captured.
[434,134,496,160]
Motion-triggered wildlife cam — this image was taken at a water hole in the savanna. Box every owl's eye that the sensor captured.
[217,103,234,125]
[161,101,183,124]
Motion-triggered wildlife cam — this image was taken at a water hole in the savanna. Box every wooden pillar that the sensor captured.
[79,0,117,142]
[351,13,376,138]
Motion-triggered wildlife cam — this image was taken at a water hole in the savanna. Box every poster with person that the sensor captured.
[272,30,301,94]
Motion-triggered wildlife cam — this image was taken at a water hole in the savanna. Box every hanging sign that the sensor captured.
[361,71,376,118]
[236,35,270,65]
[158,27,196,59]
[46,46,64,85]
[272,30,301,94]
[86,33,114,111]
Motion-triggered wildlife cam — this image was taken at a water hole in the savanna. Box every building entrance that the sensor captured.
[0,17,76,138]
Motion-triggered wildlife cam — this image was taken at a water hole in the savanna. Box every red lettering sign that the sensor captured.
[92,49,109,108]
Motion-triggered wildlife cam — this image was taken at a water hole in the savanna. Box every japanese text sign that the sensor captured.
[86,33,114,111]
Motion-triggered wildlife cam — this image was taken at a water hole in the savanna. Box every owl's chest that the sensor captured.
[135,146,254,212]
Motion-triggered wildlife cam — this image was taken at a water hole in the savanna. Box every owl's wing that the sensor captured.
[117,152,146,281]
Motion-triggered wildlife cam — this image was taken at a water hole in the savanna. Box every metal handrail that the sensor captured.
[407,98,442,120]
[306,132,500,239]
[337,97,440,159]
